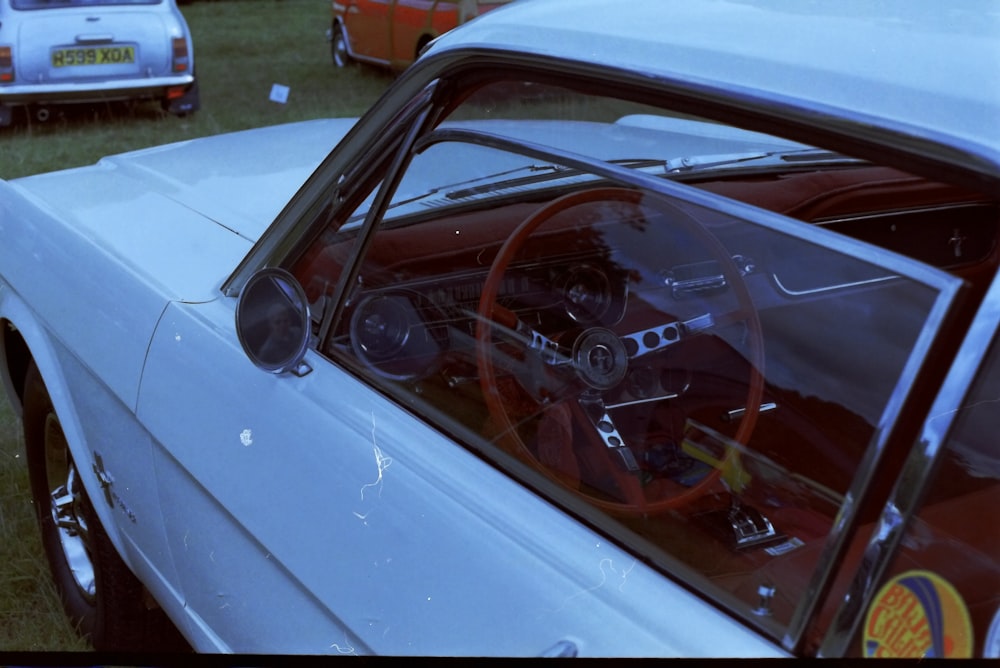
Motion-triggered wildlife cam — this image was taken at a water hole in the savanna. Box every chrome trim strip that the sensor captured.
[606,392,679,410]
[813,201,993,226]
[725,401,777,422]
[0,74,195,97]
[771,272,897,297]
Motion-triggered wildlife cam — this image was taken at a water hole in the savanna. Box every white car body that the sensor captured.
[0,0,997,658]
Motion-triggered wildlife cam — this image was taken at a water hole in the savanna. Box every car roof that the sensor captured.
[425,0,1000,181]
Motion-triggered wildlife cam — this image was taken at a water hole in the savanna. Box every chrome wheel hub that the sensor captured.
[44,413,96,603]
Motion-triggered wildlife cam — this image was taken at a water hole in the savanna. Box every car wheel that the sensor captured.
[332,24,351,68]
[23,361,188,652]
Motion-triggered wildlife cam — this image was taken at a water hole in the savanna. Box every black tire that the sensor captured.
[23,361,189,652]
[332,23,351,68]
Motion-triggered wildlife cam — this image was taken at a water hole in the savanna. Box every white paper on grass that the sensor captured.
[269,84,290,104]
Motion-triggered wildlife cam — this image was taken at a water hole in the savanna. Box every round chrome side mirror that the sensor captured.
[236,267,311,374]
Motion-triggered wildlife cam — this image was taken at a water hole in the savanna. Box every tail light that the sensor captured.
[0,46,13,83]
[171,37,189,73]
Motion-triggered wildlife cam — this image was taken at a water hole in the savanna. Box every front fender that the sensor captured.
[0,277,185,625]
[0,281,128,556]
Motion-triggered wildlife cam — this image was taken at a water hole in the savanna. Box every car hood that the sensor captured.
[15,118,355,243]
[8,119,354,300]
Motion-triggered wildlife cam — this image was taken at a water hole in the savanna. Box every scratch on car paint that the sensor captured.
[183,530,190,550]
[617,560,637,592]
[330,637,357,654]
[549,557,638,612]
[354,412,394,523]
[363,411,393,500]
[240,429,253,447]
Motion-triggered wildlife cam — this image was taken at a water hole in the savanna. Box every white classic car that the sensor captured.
[1,0,998,657]
[0,0,198,126]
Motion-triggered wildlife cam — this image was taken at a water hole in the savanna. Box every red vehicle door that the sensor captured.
[391,0,441,65]
[346,0,393,61]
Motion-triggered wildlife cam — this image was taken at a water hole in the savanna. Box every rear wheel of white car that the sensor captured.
[23,361,188,652]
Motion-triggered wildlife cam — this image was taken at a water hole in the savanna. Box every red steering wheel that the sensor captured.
[475,187,765,516]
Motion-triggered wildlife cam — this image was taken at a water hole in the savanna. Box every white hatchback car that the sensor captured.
[0,0,198,126]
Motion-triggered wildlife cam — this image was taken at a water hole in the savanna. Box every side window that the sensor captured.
[849,336,1000,658]
[293,184,380,309]
[290,77,964,647]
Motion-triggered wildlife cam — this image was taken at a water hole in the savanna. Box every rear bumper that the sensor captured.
[0,74,195,106]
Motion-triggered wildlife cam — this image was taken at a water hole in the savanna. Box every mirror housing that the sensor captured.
[236,267,311,374]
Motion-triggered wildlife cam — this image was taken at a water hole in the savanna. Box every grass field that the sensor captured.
[0,0,389,651]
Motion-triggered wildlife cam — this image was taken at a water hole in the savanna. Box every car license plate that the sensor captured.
[51,46,136,68]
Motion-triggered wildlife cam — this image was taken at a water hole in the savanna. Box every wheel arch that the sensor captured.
[0,290,132,566]
[1,317,30,418]
[0,289,62,420]
[332,18,355,58]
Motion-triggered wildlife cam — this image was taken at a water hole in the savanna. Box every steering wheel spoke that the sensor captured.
[575,392,641,473]
[620,312,715,359]
[486,303,572,367]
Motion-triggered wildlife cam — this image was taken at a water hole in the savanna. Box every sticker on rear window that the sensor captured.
[863,570,972,658]
[985,607,1000,658]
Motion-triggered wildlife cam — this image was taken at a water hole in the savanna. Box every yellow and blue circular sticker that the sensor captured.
[864,570,973,658]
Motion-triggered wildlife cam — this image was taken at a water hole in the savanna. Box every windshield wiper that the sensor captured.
[392,149,865,215]
[664,148,868,175]
[444,158,667,200]
[445,163,572,200]
[443,150,864,201]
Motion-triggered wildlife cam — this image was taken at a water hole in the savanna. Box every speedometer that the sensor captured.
[560,264,614,323]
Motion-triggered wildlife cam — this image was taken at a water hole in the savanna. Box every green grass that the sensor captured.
[0,0,390,651]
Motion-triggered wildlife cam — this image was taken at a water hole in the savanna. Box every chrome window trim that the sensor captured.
[817,271,1000,657]
[222,80,442,298]
[780,271,960,652]
[771,272,897,297]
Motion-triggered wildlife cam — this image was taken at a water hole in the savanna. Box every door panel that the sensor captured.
[136,297,784,655]
[345,0,393,61]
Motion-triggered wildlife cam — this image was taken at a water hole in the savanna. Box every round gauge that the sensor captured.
[351,294,412,361]
[560,265,613,323]
[349,292,444,381]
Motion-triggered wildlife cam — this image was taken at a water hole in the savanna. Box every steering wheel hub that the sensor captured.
[572,327,629,390]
